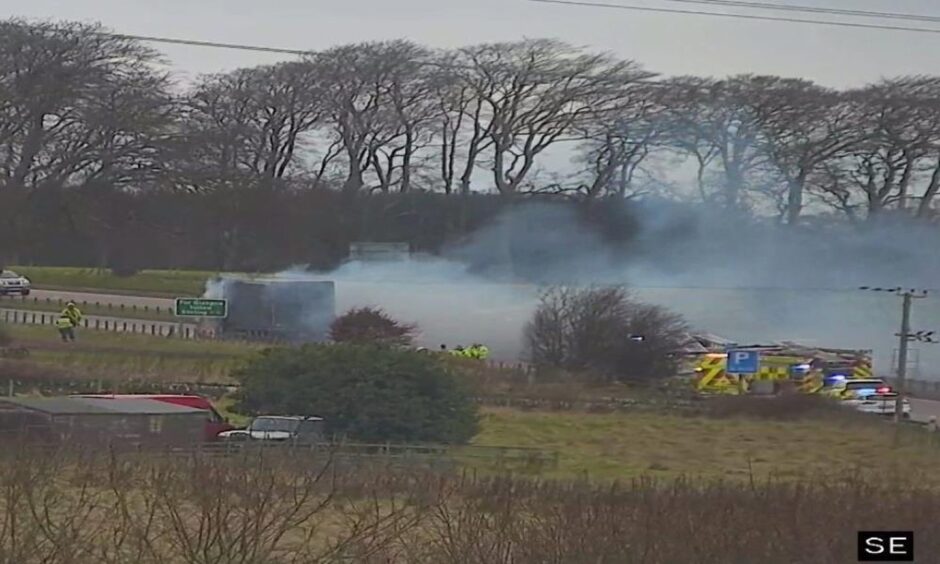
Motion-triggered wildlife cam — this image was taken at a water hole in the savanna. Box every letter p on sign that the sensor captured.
[726,350,759,374]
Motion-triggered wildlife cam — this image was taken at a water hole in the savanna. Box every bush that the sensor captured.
[329,307,417,347]
[232,344,479,444]
[524,286,688,383]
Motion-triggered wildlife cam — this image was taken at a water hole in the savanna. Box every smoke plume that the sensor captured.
[209,199,940,377]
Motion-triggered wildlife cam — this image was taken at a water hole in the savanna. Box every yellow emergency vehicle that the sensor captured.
[691,345,873,395]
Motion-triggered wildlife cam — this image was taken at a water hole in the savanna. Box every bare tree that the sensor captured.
[0,19,174,263]
[312,41,433,195]
[366,43,440,194]
[431,51,497,196]
[660,75,777,209]
[454,39,653,199]
[755,79,862,224]
[178,61,323,191]
[569,83,667,199]
[815,78,940,220]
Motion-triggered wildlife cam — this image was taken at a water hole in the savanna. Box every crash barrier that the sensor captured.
[0,294,173,318]
[0,308,199,339]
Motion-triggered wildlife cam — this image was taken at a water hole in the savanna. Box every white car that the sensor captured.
[847,392,912,418]
[832,380,912,418]
[0,270,30,296]
[218,415,324,443]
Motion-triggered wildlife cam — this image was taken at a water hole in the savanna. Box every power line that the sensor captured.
[525,0,940,35]
[108,33,315,57]
[654,0,940,24]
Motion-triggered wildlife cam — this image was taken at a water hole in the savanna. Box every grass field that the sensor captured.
[2,323,256,355]
[6,447,938,563]
[1,323,261,383]
[10,266,218,297]
[472,407,940,482]
[5,320,940,485]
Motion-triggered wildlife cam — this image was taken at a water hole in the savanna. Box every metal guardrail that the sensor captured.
[1,308,198,339]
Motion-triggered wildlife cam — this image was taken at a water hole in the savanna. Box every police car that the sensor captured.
[826,377,911,418]
[0,270,31,296]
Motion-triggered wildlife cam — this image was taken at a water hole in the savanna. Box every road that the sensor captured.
[909,398,940,423]
[26,289,174,309]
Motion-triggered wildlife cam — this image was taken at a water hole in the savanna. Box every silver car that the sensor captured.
[218,415,324,444]
[0,270,31,296]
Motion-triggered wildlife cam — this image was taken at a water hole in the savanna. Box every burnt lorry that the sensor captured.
[201,277,336,342]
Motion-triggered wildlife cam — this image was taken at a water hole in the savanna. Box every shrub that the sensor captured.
[232,344,479,444]
[524,286,688,383]
[329,307,417,347]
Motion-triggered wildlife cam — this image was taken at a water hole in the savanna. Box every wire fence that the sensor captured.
[0,435,560,472]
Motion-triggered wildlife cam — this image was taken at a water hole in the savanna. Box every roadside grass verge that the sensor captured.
[10,266,220,297]
[1,323,262,384]
[2,323,259,355]
[21,351,242,384]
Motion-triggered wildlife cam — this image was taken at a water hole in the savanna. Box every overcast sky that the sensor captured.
[3,0,940,87]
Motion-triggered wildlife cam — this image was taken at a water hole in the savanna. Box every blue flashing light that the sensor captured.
[823,374,846,387]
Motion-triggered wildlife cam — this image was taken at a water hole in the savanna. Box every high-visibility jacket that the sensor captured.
[62,306,82,326]
[476,345,489,360]
[55,316,74,329]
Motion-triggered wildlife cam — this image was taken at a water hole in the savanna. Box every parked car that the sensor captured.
[845,390,912,418]
[218,415,324,444]
[72,394,236,441]
[823,379,912,418]
[0,270,31,296]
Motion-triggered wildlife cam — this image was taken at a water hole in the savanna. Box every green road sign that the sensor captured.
[175,298,227,318]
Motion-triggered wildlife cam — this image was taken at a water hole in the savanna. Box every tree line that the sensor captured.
[2,19,939,269]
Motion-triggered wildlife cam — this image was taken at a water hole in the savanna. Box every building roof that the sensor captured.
[0,397,207,416]
[255,415,324,421]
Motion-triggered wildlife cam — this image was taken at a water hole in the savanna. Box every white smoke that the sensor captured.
[205,200,940,377]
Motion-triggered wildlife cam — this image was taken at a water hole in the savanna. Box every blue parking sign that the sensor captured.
[727,350,760,374]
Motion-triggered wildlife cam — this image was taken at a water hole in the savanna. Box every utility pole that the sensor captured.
[896,291,914,423]
[860,287,932,423]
